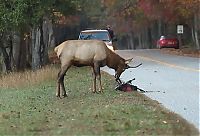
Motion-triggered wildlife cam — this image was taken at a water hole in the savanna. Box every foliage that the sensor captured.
[71,0,105,27]
[0,0,77,32]
[139,0,200,24]
[99,0,200,32]
[0,0,27,31]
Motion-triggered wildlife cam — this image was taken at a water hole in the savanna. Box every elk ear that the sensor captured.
[125,58,133,64]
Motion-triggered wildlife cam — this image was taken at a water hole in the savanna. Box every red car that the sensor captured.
[157,36,179,49]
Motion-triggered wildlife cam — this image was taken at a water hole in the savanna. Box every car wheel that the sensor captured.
[175,46,179,49]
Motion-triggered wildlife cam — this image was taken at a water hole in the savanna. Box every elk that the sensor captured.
[54,40,141,98]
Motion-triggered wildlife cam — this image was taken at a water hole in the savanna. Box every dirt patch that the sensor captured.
[160,48,200,58]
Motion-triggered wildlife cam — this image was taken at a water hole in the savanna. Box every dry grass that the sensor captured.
[0,65,58,89]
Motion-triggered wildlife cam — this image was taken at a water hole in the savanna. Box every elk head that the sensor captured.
[115,58,142,84]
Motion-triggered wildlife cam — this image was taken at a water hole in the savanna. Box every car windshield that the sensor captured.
[79,31,111,41]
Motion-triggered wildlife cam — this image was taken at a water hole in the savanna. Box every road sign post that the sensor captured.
[177,25,183,48]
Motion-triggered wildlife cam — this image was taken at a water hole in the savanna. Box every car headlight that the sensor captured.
[105,41,112,46]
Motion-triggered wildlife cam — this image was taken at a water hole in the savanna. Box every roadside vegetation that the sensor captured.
[161,48,200,58]
[0,66,198,135]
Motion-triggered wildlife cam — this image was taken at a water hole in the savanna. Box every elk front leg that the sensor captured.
[56,82,61,97]
[93,63,103,93]
[97,74,103,93]
[60,76,67,97]
[115,73,122,84]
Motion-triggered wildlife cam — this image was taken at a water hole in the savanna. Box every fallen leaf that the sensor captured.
[162,121,167,124]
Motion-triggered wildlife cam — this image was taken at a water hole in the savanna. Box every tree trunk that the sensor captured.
[31,19,51,70]
[43,17,54,64]
[158,19,163,36]
[141,32,145,49]
[0,34,12,73]
[11,31,21,71]
[138,34,142,49]
[194,13,200,49]
[191,27,195,44]
[142,27,148,49]
[19,35,31,70]
[152,22,159,48]
[128,32,135,49]
[31,27,42,70]
[43,17,55,48]
[177,34,183,48]
[0,46,12,72]
[25,36,32,68]
[147,27,152,49]
[158,19,166,36]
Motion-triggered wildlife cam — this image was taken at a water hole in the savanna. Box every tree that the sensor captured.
[0,0,77,72]
[101,0,200,49]
[0,0,28,72]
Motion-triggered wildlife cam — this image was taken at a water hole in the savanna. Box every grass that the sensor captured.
[0,65,199,135]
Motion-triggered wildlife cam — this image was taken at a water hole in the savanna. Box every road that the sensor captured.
[101,49,200,130]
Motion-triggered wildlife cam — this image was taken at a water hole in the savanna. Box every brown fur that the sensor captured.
[55,40,131,98]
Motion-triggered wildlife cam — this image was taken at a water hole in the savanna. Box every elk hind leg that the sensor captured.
[92,67,97,93]
[57,64,70,98]
[56,71,61,97]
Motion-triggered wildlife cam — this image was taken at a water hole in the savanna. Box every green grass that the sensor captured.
[0,66,198,135]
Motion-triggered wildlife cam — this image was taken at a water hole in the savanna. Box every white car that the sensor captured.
[78,29,115,51]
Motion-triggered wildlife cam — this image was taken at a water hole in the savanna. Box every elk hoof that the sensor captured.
[98,88,103,93]
[92,90,96,93]
[62,93,68,97]
[56,95,62,99]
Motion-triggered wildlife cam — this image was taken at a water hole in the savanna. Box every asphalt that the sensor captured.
[101,49,200,131]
